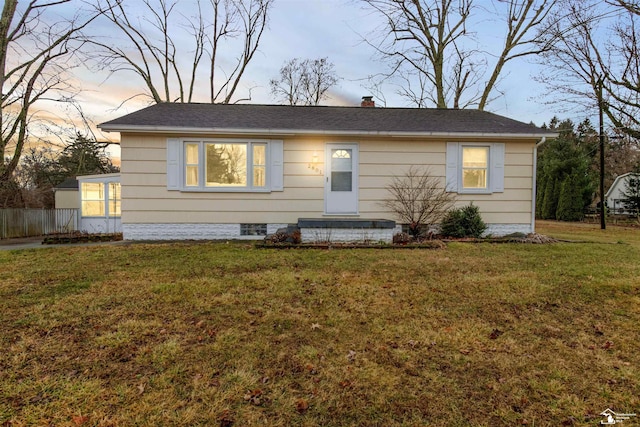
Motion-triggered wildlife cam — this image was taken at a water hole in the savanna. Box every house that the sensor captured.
[54,174,122,234]
[53,177,80,210]
[76,173,122,234]
[606,172,639,214]
[98,99,556,242]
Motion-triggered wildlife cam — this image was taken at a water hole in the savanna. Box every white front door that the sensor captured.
[325,143,358,214]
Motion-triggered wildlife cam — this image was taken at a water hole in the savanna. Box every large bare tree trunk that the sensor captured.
[478,0,555,110]
[1,0,96,182]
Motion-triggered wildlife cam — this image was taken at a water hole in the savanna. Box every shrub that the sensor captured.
[440,204,487,238]
[264,227,301,244]
[393,232,412,245]
[382,166,457,238]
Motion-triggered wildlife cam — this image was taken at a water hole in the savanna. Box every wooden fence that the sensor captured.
[0,208,79,239]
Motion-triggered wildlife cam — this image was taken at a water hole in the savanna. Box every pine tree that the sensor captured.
[621,173,640,215]
[536,174,547,217]
[57,133,119,177]
[536,117,595,220]
[556,172,586,221]
[13,133,118,208]
[541,177,559,219]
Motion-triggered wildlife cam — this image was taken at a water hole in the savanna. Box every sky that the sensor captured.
[42,0,579,158]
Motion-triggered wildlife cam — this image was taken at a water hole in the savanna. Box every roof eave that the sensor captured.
[98,124,558,139]
[76,172,121,180]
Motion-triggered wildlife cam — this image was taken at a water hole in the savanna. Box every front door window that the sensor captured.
[331,149,352,191]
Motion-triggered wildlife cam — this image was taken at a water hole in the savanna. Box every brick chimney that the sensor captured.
[361,96,375,108]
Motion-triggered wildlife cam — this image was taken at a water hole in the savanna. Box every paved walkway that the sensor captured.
[0,236,124,251]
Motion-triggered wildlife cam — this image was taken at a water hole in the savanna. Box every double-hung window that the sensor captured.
[446,142,504,194]
[461,146,490,190]
[171,139,282,192]
[81,182,104,217]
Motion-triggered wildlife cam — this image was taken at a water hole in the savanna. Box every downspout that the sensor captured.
[532,137,546,233]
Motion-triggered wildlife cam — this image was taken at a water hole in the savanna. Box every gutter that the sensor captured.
[531,137,546,233]
[98,124,556,140]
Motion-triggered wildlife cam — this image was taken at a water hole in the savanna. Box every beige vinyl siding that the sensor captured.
[54,190,80,209]
[456,142,534,224]
[358,141,534,224]
[120,133,535,227]
[121,134,321,224]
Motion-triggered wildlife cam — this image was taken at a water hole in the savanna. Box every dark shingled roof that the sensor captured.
[54,177,79,190]
[99,103,555,137]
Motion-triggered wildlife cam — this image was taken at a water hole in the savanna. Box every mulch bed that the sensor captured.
[42,232,123,245]
[257,233,558,249]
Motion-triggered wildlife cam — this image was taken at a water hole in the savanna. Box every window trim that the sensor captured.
[459,144,491,194]
[108,182,121,217]
[446,142,504,195]
[180,138,272,193]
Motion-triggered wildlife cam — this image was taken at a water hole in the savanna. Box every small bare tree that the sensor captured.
[382,166,457,237]
[270,57,340,105]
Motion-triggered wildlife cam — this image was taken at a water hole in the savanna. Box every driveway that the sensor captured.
[0,236,124,251]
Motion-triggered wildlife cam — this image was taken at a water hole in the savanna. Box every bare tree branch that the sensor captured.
[478,0,557,109]
[362,0,556,110]
[382,166,457,237]
[538,0,640,138]
[85,0,273,105]
[270,57,340,105]
[1,0,98,183]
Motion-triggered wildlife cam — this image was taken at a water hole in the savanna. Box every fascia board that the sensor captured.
[98,124,558,140]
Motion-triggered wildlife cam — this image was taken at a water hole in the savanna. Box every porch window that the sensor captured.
[81,182,121,217]
[81,183,104,217]
[109,182,121,216]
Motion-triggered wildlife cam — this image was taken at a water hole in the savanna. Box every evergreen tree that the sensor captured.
[57,133,119,178]
[556,171,587,221]
[621,171,640,215]
[541,176,559,219]
[536,117,595,220]
[536,174,547,217]
[14,134,118,208]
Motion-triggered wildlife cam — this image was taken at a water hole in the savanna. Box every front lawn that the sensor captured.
[1,221,639,426]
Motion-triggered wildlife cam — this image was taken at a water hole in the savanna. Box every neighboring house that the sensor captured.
[98,99,556,242]
[606,172,639,214]
[54,177,80,210]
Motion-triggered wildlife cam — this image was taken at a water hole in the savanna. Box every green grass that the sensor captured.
[1,221,639,426]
